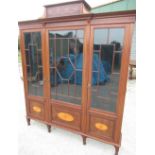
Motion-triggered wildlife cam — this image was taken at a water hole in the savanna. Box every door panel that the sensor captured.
[89,27,125,113]
[22,30,47,121]
[88,113,115,140]
[86,26,125,141]
[24,32,43,96]
[29,100,45,120]
[51,103,81,130]
[48,29,84,105]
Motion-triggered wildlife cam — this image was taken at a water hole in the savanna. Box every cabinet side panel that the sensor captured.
[114,23,134,144]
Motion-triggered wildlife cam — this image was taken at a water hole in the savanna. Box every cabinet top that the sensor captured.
[43,0,91,18]
[44,0,91,10]
[18,10,136,27]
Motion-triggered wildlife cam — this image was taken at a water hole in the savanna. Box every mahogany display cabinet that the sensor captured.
[18,1,136,154]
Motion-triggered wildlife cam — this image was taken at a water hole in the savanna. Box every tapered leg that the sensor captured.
[26,118,31,126]
[47,125,51,133]
[114,146,119,155]
[129,66,133,79]
[82,136,87,145]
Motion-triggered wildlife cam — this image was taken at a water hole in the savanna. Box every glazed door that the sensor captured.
[47,28,86,131]
[22,30,46,121]
[87,26,125,140]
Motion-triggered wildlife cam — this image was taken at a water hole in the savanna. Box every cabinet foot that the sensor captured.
[26,118,31,126]
[47,125,51,133]
[129,66,133,80]
[82,136,87,145]
[114,146,119,155]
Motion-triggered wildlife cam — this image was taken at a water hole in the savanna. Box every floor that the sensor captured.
[18,78,136,155]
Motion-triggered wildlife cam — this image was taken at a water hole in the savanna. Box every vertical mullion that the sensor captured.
[34,34,38,96]
[74,38,77,96]
[67,38,70,96]
[39,33,42,96]
[27,50,30,95]
[112,44,116,73]
[68,38,69,57]
[97,44,101,93]
[33,33,37,96]
[54,35,57,96]
[36,34,39,96]
[36,47,38,82]
[30,33,33,95]
[28,50,31,82]
[60,39,63,95]
[30,33,33,82]
[49,37,52,98]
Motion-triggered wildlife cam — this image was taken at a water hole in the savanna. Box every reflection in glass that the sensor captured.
[24,32,43,96]
[49,30,84,105]
[94,29,108,45]
[91,28,124,112]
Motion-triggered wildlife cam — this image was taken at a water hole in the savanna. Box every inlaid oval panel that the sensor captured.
[95,122,108,131]
[57,112,74,122]
[32,106,41,113]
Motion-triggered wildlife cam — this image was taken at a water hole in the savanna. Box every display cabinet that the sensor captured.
[19,1,135,154]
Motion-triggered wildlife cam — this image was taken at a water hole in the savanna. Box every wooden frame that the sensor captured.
[19,10,135,155]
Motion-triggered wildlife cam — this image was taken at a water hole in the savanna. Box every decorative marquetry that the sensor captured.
[32,106,42,113]
[95,122,108,131]
[57,112,74,122]
[29,101,45,120]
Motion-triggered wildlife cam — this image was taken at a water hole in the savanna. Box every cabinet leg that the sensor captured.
[26,118,31,126]
[114,146,119,155]
[47,125,51,133]
[129,66,133,80]
[82,136,87,145]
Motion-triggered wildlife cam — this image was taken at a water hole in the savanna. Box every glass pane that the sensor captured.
[24,32,43,96]
[91,28,124,112]
[94,29,108,45]
[109,28,124,46]
[49,30,84,105]
[24,33,31,49]
[76,30,84,38]
[49,30,76,39]
[32,32,41,49]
